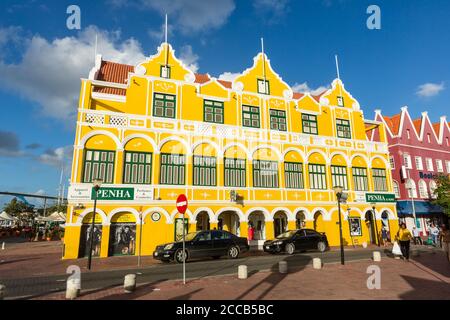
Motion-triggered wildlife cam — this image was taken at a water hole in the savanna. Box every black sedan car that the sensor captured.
[263,229,329,254]
[153,230,249,263]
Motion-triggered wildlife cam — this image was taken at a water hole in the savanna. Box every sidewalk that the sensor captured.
[0,239,378,279]
[31,250,450,300]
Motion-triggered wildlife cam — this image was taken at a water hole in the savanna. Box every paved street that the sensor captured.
[1,240,450,300]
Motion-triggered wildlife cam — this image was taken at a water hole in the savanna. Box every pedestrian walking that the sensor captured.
[440,225,450,263]
[429,224,440,246]
[412,226,423,245]
[395,223,413,261]
[381,226,389,247]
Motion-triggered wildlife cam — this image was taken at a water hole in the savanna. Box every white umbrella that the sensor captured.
[48,211,66,222]
[0,211,15,221]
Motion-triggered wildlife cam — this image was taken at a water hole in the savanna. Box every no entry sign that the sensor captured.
[176,194,188,214]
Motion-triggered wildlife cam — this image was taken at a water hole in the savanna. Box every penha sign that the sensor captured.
[365,193,396,203]
[92,187,134,200]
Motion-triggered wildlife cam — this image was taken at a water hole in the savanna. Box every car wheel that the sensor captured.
[228,246,240,259]
[175,249,188,263]
[285,243,295,255]
[317,241,327,252]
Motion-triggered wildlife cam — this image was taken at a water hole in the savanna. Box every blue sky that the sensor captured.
[0,0,449,205]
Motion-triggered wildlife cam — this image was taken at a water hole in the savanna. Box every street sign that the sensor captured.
[176,194,188,285]
[176,194,188,214]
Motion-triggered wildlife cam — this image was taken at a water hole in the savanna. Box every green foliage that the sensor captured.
[2,198,34,217]
[432,174,450,217]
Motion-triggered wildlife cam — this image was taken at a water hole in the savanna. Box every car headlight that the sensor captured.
[164,243,174,250]
[273,241,283,245]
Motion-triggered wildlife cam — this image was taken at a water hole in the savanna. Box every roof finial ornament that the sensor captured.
[261,37,266,80]
[164,14,169,67]
[335,54,344,98]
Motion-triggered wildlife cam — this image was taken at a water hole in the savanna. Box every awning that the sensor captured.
[0,211,16,221]
[396,200,444,216]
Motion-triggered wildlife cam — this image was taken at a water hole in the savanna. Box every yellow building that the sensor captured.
[63,41,398,259]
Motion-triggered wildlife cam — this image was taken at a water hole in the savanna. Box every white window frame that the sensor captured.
[418,179,428,198]
[426,158,434,171]
[393,180,401,198]
[406,179,417,198]
[415,156,423,170]
[436,159,444,172]
[446,160,450,174]
[429,180,437,199]
[403,154,412,169]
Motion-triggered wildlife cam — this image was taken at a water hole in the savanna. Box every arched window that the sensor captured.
[393,180,401,198]
[406,179,417,198]
[418,180,428,198]
[429,180,438,199]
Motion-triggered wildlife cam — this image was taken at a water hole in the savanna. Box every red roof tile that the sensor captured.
[94,61,134,96]
[412,118,422,136]
[194,73,210,84]
[217,80,232,88]
[382,114,401,135]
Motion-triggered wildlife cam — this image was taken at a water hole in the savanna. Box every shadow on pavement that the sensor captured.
[97,278,169,300]
[235,253,312,300]
[398,275,450,300]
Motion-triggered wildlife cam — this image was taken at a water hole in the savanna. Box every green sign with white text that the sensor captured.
[91,187,134,200]
[365,193,396,203]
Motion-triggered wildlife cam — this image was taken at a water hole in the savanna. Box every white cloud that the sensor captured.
[138,0,236,34]
[38,146,73,168]
[178,45,199,73]
[219,72,240,82]
[416,82,445,97]
[292,82,329,95]
[0,26,146,121]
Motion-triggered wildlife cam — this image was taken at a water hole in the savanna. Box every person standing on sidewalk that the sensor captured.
[412,226,423,245]
[429,224,440,246]
[381,226,389,247]
[395,223,413,261]
[440,224,450,262]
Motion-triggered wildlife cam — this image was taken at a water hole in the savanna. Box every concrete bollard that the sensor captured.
[1,242,4,250]
[0,284,5,300]
[373,251,381,262]
[124,274,136,293]
[238,265,248,279]
[279,261,288,274]
[362,242,367,248]
[313,258,322,269]
[66,279,80,300]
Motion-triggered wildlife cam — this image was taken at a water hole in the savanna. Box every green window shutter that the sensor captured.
[203,100,224,124]
[352,167,368,191]
[270,109,287,131]
[253,160,279,188]
[83,149,116,184]
[284,162,304,189]
[331,165,348,190]
[242,105,260,128]
[372,168,387,191]
[193,155,217,186]
[302,114,318,135]
[153,93,176,119]
[123,151,152,184]
[159,153,186,185]
[308,164,327,190]
[336,119,352,139]
[224,158,246,187]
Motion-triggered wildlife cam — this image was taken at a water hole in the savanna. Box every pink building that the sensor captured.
[370,107,450,235]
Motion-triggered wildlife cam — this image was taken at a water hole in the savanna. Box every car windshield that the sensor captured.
[183,232,199,241]
[276,230,297,239]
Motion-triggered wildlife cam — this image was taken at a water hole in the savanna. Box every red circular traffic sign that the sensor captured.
[176,194,188,214]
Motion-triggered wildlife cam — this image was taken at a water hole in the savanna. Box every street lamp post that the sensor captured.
[333,186,345,265]
[138,211,143,267]
[371,202,380,247]
[87,179,102,271]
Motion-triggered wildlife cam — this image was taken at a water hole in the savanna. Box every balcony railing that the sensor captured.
[78,109,388,153]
